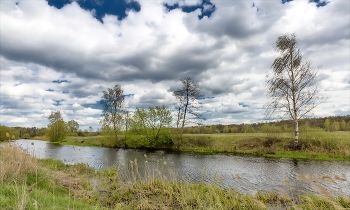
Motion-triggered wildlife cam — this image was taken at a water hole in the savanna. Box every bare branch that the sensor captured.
[264,33,327,145]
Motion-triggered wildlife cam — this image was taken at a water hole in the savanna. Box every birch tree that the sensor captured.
[265,33,327,147]
[173,77,205,149]
[100,84,125,146]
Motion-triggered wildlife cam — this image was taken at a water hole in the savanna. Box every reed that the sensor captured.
[0,142,99,209]
[2,142,349,209]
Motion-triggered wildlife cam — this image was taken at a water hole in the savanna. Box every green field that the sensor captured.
[44,131,350,161]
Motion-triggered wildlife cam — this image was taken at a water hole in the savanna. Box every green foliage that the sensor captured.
[23,133,31,139]
[0,126,19,141]
[340,120,346,131]
[47,111,67,142]
[259,123,282,133]
[67,132,78,137]
[330,120,340,132]
[126,134,150,148]
[128,105,173,148]
[324,119,330,131]
[67,120,79,133]
[100,84,126,146]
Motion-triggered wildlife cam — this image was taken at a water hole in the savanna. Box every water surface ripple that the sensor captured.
[15,140,350,196]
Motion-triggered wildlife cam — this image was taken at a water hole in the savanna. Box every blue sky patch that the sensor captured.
[82,103,103,110]
[53,99,64,106]
[309,0,329,7]
[52,80,69,83]
[164,0,216,19]
[282,0,328,7]
[46,0,141,23]
[281,0,293,4]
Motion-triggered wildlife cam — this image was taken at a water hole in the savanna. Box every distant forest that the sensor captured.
[180,115,350,134]
[1,115,349,141]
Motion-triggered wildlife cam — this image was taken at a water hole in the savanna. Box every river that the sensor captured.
[14,139,350,196]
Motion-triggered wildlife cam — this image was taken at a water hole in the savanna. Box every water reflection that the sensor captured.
[14,139,350,196]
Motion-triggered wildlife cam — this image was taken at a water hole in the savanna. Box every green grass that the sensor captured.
[60,135,106,147]
[42,131,350,160]
[1,142,350,209]
[0,143,101,209]
[92,161,350,210]
[265,151,350,160]
[179,131,350,160]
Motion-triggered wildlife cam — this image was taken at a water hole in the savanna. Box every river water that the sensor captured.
[14,139,350,196]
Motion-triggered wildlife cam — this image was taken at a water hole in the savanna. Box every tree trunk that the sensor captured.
[294,119,299,148]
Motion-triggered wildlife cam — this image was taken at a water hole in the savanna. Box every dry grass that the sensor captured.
[0,143,37,181]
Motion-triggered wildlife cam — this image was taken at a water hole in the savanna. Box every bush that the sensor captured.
[23,134,31,139]
[0,126,19,141]
[67,132,78,137]
[126,135,150,148]
[77,131,86,137]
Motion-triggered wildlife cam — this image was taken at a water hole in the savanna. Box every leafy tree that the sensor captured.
[264,33,327,147]
[330,121,340,132]
[340,120,346,131]
[0,126,19,141]
[100,84,126,147]
[346,121,350,131]
[210,125,217,133]
[129,106,172,148]
[67,120,79,133]
[324,119,330,131]
[47,111,67,142]
[88,126,93,136]
[173,77,205,149]
[223,125,230,133]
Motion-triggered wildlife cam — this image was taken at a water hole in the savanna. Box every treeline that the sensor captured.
[1,115,349,142]
[46,110,102,142]
[180,116,350,134]
[0,111,99,141]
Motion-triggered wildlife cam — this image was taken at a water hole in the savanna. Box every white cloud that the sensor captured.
[0,0,349,130]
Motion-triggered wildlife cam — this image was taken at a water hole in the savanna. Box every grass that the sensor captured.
[1,142,349,209]
[93,156,350,209]
[60,135,106,147]
[35,131,350,160]
[0,143,100,209]
[179,131,350,160]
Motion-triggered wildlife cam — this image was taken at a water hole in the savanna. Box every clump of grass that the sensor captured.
[0,143,37,181]
[0,143,100,209]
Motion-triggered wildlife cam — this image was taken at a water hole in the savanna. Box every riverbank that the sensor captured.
[1,142,349,209]
[38,131,350,161]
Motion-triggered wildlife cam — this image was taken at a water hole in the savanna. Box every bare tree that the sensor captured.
[100,84,125,146]
[265,33,327,146]
[173,77,205,148]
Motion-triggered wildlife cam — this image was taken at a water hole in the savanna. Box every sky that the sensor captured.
[0,0,349,131]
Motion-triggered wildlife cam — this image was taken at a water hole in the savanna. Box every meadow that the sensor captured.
[1,142,349,209]
[45,131,350,160]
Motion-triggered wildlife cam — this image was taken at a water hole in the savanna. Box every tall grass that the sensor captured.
[0,143,99,209]
[1,143,349,209]
[94,156,350,209]
[0,143,37,182]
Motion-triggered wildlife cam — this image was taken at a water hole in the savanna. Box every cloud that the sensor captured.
[219,103,250,114]
[0,0,349,129]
